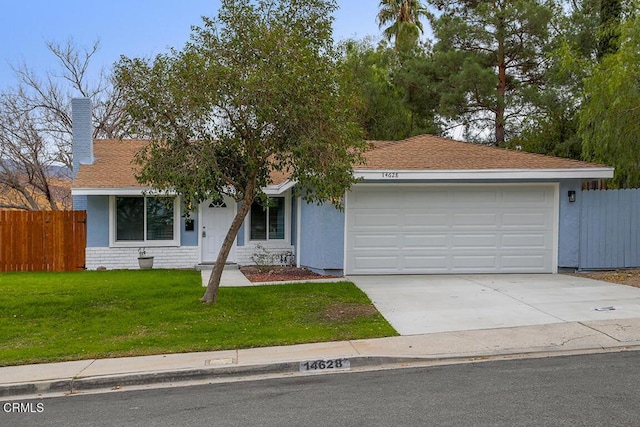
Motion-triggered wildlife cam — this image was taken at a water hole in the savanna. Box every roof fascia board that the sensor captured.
[71,187,173,196]
[263,179,297,195]
[73,181,299,197]
[355,168,614,181]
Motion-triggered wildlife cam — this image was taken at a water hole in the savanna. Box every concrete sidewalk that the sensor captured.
[3,318,640,399]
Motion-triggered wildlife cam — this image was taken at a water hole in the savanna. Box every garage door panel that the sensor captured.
[502,212,549,227]
[346,185,556,275]
[403,234,448,248]
[404,213,449,228]
[452,190,498,204]
[352,212,401,228]
[403,190,450,207]
[404,256,448,270]
[502,234,547,248]
[352,234,400,249]
[501,188,549,204]
[452,213,498,227]
[352,255,400,272]
[451,234,497,248]
[451,255,498,270]
[501,253,550,269]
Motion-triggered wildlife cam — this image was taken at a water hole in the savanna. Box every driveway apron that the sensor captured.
[348,274,640,335]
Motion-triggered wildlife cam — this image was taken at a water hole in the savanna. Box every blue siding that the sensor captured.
[291,197,297,249]
[72,195,88,211]
[299,201,345,274]
[580,188,640,269]
[86,195,199,247]
[558,179,582,269]
[180,204,198,247]
[86,195,110,247]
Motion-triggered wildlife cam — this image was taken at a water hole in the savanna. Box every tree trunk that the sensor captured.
[200,181,256,304]
[495,15,507,147]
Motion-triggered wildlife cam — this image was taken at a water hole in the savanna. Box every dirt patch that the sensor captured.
[317,302,378,322]
[240,266,341,283]
[571,269,640,288]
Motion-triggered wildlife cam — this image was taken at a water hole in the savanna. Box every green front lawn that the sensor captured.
[0,270,397,366]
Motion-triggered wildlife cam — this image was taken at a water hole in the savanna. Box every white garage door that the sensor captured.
[345,184,557,275]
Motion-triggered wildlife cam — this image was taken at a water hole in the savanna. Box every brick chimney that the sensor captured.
[72,97,94,178]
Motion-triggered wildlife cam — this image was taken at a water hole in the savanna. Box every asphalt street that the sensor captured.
[3,351,640,426]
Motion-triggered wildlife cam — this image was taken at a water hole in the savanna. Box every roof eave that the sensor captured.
[355,168,615,181]
[73,180,299,197]
[263,179,297,195]
[71,187,169,196]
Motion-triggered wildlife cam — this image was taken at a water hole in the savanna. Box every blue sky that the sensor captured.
[0,0,385,88]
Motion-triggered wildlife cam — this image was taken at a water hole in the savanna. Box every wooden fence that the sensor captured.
[580,189,640,270]
[0,210,86,272]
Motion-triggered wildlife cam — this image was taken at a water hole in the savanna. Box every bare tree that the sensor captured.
[0,40,131,210]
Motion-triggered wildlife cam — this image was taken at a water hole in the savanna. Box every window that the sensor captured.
[115,196,175,243]
[250,197,285,240]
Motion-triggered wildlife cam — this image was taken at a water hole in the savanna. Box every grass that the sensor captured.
[0,270,397,366]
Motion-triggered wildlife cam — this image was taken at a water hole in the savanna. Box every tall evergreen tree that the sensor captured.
[426,0,554,146]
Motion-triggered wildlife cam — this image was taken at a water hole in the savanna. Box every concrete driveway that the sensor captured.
[349,274,640,335]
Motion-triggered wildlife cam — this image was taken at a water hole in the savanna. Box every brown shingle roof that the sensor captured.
[73,140,146,188]
[72,139,292,189]
[73,135,611,190]
[361,134,608,170]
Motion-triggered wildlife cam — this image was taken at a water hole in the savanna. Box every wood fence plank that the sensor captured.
[0,210,87,272]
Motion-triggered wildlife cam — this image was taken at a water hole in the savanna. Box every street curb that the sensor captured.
[0,356,425,399]
[3,345,640,399]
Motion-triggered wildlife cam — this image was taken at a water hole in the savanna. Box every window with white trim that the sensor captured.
[115,196,176,243]
[250,197,285,240]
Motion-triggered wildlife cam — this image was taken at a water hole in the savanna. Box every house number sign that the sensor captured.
[300,358,350,373]
[381,172,399,178]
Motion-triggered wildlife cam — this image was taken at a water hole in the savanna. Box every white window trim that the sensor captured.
[245,192,291,246]
[109,195,180,248]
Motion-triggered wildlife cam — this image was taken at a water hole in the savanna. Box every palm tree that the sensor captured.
[377,0,429,51]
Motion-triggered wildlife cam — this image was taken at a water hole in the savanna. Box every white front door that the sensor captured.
[200,196,237,263]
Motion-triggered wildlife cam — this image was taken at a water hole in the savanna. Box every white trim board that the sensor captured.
[355,168,614,181]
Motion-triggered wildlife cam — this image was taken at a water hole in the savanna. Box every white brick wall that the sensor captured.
[86,247,199,270]
[236,243,295,266]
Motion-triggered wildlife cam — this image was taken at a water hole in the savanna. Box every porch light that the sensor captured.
[568,190,576,203]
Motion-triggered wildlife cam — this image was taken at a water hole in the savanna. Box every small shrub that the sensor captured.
[251,243,295,272]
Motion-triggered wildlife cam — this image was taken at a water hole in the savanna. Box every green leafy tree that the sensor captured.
[580,14,640,187]
[505,0,598,158]
[340,39,439,139]
[514,0,629,160]
[377,0,430,53]
[598,0,623,58]
[427,0,555,146]
[116,0,364,303]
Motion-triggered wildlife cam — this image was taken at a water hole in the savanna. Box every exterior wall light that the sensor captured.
[568,190,576,203]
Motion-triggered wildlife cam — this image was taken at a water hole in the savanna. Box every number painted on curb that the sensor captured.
[300,358,350,372]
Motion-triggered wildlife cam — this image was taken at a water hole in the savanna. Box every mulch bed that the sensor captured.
[239,265,341,283]
[572,269,640,289]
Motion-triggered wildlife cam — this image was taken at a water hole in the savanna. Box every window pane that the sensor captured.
[268,198,285,240]
[146,198,174,241]
[116,197,144,241]
[250,201,267,240]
